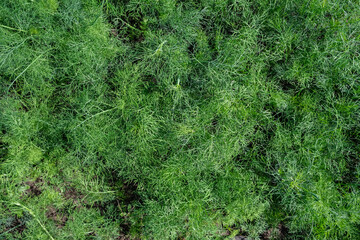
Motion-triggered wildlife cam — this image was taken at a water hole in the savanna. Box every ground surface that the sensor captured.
[0,0,360,239]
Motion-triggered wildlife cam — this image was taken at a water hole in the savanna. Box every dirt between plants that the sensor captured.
[24,177,43,197]
[63,186,86,206]
[45,206,68,228]
[44,182,85,229]
[46,177,137,238]
[3,215,27,235]
[261,223,288,240]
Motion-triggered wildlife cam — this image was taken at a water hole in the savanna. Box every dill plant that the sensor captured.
[1,0,359,239]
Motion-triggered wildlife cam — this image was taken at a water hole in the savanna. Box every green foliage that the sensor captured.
[1,0,359,239]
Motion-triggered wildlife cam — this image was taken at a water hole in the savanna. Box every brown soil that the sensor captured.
[45,206,68,228]
[4,215,27,235]
[63,186,85,206]
[261,223,288,240]
[24,177,43,197]
[234,236,247,240]
[116,234,131,240]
